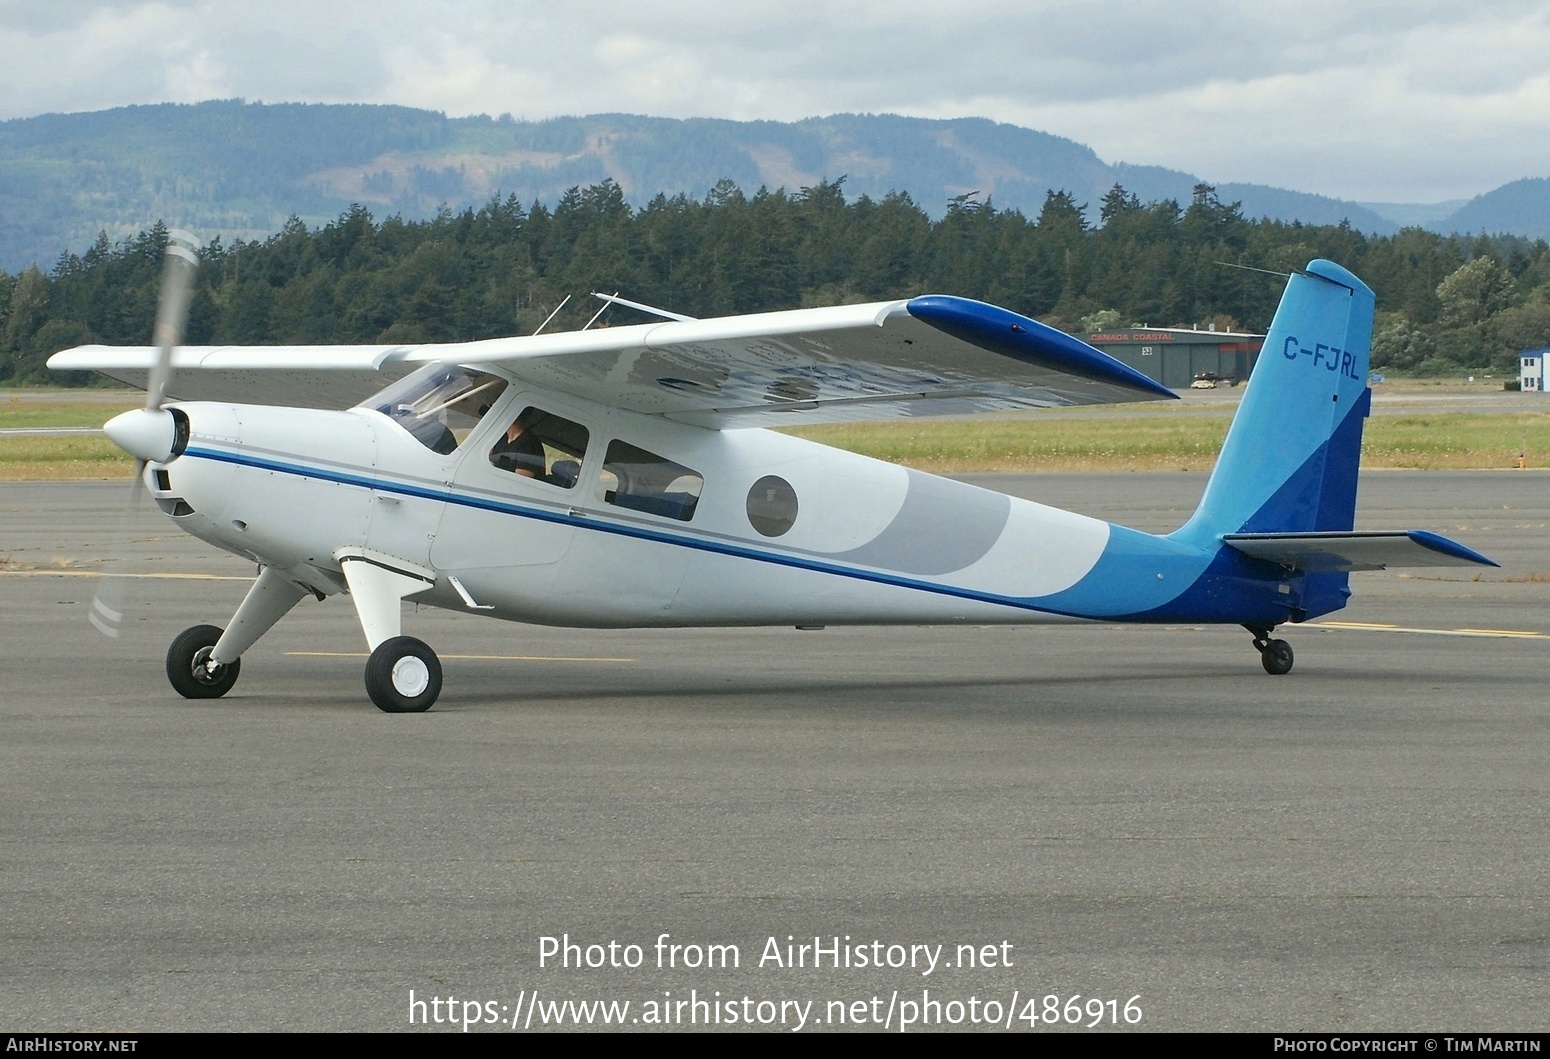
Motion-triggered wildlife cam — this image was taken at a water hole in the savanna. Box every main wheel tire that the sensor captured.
[167,624,241,698]
[365,636,442,713]
[1261,638,1294,675]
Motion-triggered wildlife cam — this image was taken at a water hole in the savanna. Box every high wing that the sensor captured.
[47,344,420,411]
[49,295,1175,425]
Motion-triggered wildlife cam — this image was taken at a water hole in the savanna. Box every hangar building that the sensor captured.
[1083,327,1264,389]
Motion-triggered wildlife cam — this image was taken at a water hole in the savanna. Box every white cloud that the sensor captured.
[979,5,1550,200]
[2,0,1549,201]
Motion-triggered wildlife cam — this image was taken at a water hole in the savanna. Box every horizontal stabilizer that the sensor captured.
[1223,530,1498,572]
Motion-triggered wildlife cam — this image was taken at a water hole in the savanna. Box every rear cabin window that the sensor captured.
[595,440,703,522]
[488,407,589,489]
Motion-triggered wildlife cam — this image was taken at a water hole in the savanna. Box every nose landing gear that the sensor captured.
[167,624,242,698]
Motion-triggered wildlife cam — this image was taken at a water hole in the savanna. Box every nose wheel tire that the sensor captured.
[167,624,241,698]
[1260,638,1294,675]
[365,636,442,713]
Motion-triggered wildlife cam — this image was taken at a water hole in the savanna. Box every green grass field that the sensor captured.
[788,411,1550,472]
[2,392,1548,480]
[0,396,141,429]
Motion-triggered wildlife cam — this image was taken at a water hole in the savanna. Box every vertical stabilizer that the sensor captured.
[1175,259,1375,546]
[1172,260,1375,620]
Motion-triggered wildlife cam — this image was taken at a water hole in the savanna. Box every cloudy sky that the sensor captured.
[4,0,1548,204]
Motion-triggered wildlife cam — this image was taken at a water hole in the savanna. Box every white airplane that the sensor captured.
[51,236,1495,712]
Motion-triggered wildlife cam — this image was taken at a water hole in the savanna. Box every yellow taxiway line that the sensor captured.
[1309,620,1546,639]
[0,569,252,580]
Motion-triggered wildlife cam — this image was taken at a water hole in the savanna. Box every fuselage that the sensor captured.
[147,373,1302,630]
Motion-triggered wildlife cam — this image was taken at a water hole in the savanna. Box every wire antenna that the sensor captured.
[1214,261,1293,279]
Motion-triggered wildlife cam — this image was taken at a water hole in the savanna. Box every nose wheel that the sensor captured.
[1247,626,1294,675]
[167,624,242,698]
[365,636,442,713]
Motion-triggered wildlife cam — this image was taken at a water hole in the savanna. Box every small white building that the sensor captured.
[1521,349,1547,392]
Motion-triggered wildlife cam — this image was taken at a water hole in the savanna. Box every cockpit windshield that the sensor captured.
[357,363,508,453]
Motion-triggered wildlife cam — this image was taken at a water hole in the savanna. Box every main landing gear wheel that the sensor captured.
[166,624,241,698]
[365,636,442,713]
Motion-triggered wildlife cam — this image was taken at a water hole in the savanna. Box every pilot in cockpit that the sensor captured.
[489,411,546,478]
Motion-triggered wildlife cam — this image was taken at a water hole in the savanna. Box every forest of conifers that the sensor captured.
[6,177,1549,385]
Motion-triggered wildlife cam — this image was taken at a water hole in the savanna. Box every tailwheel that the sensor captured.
[365,636,442,713]
[1244,624,1294,676]
[167,624,241,698]
[1246,625,1294,675]
[1259,638,1294,675]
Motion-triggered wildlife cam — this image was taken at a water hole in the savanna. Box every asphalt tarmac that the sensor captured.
[2,473,1546,1033]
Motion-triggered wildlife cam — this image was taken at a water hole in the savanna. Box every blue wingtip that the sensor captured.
[1406,530,1499,568]
[906,295,1177,399]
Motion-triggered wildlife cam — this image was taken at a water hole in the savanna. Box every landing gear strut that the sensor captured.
[164,567,309,701]
[337,553,442,713]
[1246,625,1294,675]
[167,624,241,698]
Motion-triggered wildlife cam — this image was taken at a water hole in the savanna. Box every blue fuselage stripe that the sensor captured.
[184,445,1098,617]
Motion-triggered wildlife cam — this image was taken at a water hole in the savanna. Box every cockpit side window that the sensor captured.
[489,407,590,489]
[358,363,508,454]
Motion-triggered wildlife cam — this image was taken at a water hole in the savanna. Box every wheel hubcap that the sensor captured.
[191,646,222,685]
[391,656,430,697]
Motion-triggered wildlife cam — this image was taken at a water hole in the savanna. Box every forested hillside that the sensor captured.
[0,102,1423,271]
[6,179,1548,385]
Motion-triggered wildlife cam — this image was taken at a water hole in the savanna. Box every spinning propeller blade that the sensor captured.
[91,231,199,639]
[146,231,198,413]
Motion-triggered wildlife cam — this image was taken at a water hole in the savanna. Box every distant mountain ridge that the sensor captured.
[1442,178,1550,239]
[1,101,1545,272]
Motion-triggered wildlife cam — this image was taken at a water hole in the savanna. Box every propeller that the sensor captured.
[90,230,200,638]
